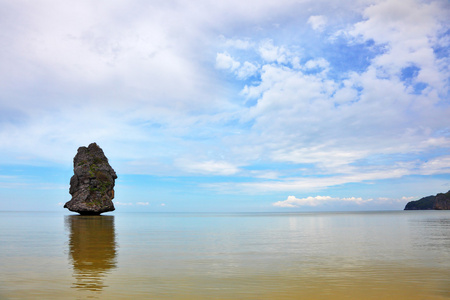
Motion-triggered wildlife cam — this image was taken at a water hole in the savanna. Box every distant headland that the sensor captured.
[404,190,450,210]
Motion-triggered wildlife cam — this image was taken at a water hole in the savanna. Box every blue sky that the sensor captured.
[0,0,449,212]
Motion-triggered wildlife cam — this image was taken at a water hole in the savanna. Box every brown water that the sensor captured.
[0,211,449,299]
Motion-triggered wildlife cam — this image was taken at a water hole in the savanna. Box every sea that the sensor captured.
[0,210,449,299]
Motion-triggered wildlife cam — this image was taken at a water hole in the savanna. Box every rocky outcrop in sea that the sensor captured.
[64,143,117,215]
[404,190,450,210]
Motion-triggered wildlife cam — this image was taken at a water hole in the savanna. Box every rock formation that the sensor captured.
[64,143,117,215]
[434,191,450,210]
[404,190,450,210]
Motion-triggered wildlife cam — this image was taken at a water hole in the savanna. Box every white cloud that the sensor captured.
[226,0,450,190]
[420,155,450,175]
[237,168,410,193]
[273,195,411,208]
[223,38,254,50]
[258,39,290,63]
[216,53,258,79]
[273,195,334,207]
[273,195,367,207]
[137,202,149,206]
[115,202,133,206]
[237,61,259,79]
[216,52,241,71]
[0,0,449,201]
[349,0,449,92]
[177,159,241,176]
[304,58,330,71]
[307,15,327,32]
[202,155,450,195]
[401,196,416,202]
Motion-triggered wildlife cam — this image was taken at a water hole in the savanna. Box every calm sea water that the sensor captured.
[0,211,449,299]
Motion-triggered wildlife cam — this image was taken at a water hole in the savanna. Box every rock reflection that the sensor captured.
[65,215,116,292]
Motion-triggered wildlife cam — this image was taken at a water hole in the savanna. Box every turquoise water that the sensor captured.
[0,211,449,299]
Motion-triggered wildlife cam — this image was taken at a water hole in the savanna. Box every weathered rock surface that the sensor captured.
[64,143,117,215]
[434,191,450,210]
[404,190,450,210]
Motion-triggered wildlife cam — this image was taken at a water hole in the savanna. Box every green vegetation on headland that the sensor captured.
[404,190,450,210]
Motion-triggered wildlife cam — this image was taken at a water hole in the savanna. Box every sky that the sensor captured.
[0,0,449,212]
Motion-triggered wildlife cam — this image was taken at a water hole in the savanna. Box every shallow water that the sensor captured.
[0,211,449,299]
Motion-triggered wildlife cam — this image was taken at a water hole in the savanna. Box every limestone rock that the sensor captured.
[404,190,450,210]
[64,143,117,215]
[404,195,435,210]
[434,191,450,210]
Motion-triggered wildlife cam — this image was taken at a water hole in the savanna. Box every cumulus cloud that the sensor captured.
[273,195,335,207]
[349,0,449,92]
[0,0,449,202]
[223,0,450,193]
[216,52,241,71]
[216,52,259,79]
[258,39,291,63]
[273,195,410,208]
[304,58,330,71]
[237,61,259,79]
[307,15,327,32]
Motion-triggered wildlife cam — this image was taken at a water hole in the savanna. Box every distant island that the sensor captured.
[404,190,450,210]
